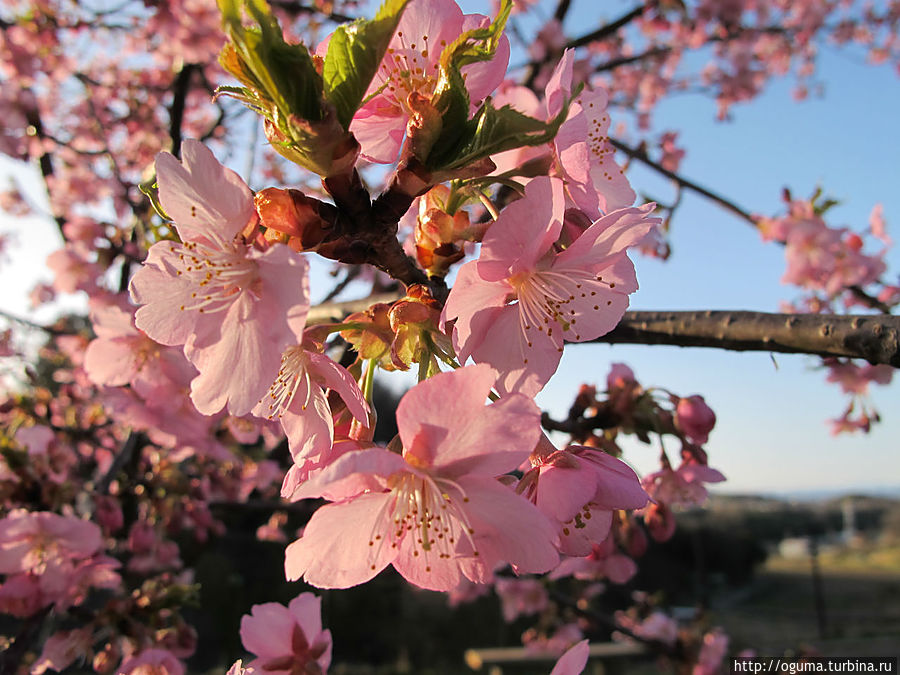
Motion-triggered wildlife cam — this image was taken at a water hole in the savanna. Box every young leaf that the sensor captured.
[323,0,411,130]
[427,0,513,162]
[217,0,323,123]
[427,97,570,173]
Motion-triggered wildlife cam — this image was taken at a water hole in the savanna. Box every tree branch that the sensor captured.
[599,310,900,366]
[611,139,892,313]
[168,63,198,158]
[567,3,648,49]
[610,138,758,225]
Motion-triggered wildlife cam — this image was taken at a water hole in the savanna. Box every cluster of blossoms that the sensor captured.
[756,190,897,432]
[5,0,897,671]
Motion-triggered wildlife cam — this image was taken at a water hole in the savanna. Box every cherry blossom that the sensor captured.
[129,140,310,416]
[347,0,510,163]
[240,593,332,675]
[284,365,559,591]
[443,177,658,396]
[674,395,717,445]
[520,437,649,556]
[252,342,369,464]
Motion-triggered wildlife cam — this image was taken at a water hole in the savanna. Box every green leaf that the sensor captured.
[323,0,411,130]
[217,0,323,122]
[427,0,513,162]
[427,96,571,173]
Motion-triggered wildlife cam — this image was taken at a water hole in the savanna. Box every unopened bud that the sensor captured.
[255,187,335,251]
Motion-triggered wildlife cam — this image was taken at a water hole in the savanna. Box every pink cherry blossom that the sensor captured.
[284,365,559,591]
[84,296,166,387]
[252,344,369,466]
[443,177,658,396]
[615,610,679,647]
[31,628,94,675]
[0,510,102,575]
[675,395,716,445]
[546,50,636,218]
[240,593,332,675]
[347,0,510,163]
[642,460,725,507]
[520,437,649,556]
[550,536,638,585]
[495,577,549,622]
[129,140,310,416]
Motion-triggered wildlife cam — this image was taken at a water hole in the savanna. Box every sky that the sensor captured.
[1,0,899,496]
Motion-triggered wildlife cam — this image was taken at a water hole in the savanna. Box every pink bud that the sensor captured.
[675,395,716,444]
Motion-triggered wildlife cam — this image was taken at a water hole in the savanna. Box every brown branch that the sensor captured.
[524,3,649,88]
[610,138,758,225]
[599,310,900,366]
[594,45,671,72]
[168,63,198,158]
[567,4,648,49]
[267,0,354,24]
[307,297,899,365]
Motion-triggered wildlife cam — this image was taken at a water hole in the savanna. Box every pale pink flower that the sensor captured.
[523,622,583,655]
[129,140,310,416]
[869,203,890,245]
[443,177,657,396]
[347,0,510,163]
[615,610,678,646]
[0,510,102,575]
[547,50,635,217]
[84,297,164,387]
[495,577,549,622]
[240,593,332,675]
[642,461,725,507]
[520,438,649,556]
[284,365,559,591]
[31,628,94,675]
[252,344,369,465]
[550,537,637,585]
[549,639,589,675]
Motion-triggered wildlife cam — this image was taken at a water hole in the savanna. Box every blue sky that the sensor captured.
[1,1,898,495]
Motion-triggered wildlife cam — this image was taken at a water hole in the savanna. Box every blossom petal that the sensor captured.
[308,352,369,424]
[284,493,398,588]
[457,475,559,579]
[441,261,510,362]
[478,177,565,281]
[291,448,405,502]
[550,639,590,675]
[397,365,541,476]
[156,140,255,244]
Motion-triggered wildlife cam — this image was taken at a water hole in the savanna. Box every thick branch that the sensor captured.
[600,311,900,366]
[307,296,900,365]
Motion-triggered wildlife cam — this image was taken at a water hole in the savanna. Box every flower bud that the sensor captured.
[674,395,716,444]
[254,188,335,252]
